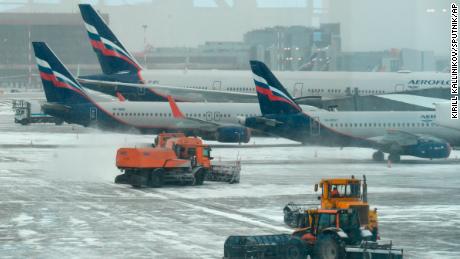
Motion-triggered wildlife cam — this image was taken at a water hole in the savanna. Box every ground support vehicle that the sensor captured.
[13,100,62,125]
[115,133,240,187]
[284,176,378,240]
[205,160,240,184]
[224,208,403,259]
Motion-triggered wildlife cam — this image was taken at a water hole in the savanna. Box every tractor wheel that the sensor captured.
[388,153,401,163]
[312,233,345,259]
[131,171,148,188]
[114,173,130,184]
[149,169,164,188]
[285,237,309,259]
[194,169,205,186]
[372,151,384,161]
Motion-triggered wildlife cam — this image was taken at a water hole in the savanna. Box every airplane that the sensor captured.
[434,102,460,131]
[32,42,316,143]
[77,4,450,104]
[240,60,459,162]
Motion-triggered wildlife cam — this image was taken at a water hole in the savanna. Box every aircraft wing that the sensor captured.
[376,94,446,109]
[166,96,224,131]
[242,116,284,127]
[368,129,419,147]
[78,78,257,103]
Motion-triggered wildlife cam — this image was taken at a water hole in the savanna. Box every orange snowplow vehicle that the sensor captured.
[284,175,379,241]
[115,133,240,187]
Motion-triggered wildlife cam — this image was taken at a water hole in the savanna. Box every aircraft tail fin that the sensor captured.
[33,42,89,105]
[79,4,143,75]
[249,60,302,115]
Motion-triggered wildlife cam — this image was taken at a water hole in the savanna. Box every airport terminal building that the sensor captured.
[0,12,108,88]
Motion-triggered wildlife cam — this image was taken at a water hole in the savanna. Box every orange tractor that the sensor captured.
[224,176,403,259]
[115,133,240,187]
[284,175,378,240]
[225,208,403,259]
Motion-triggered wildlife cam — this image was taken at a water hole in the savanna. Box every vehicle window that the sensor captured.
[317,213,336,231]
[330,183,360,198]
[188,148,196,156]
[339,213,350,228]
[202,147,211,158]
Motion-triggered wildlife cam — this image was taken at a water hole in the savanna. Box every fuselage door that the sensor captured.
[90,107,97,121]
[206,111,213,121]
[345,87,352,96]
[293,82,304,97]
[138,87,146,96]
[214,112,221,121]
[394,83,405,92]
[310,116,321,136]
[212,80,222,91]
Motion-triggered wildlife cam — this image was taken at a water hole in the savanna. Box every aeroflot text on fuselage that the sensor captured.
[407,80,450,89]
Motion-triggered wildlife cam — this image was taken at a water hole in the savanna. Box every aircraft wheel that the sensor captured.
[388,153,401,163]
[372,151,384,161]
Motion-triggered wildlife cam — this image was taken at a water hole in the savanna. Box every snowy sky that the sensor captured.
[0,0,452,56]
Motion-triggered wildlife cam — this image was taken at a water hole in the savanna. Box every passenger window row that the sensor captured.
[185,86,207,89]
[114,112,172,117]
[112,112,236,119]
[228,87,252,92]
[329,122,437,128]
[237,113,257,117]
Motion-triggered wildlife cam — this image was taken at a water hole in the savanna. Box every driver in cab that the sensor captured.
[331,186,340,197]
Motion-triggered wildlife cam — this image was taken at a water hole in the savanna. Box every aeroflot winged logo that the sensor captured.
[84,22,141,71]
[36,57,85,95]
[252,73,301,111]
[420,114,436,123]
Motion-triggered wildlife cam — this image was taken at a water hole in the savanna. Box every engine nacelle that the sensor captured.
[405,136,451,159]
[215,126,251,143]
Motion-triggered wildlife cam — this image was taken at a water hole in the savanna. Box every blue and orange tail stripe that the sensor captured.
[84,22,142,71]
[253,73,301,111]
[250,60,302,115]
[79,4,142,75]
[33,42,89,104]
[36,57,85,96]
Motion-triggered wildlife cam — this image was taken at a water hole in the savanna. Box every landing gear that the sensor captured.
[372,151,384,162]
[388,153,401,163]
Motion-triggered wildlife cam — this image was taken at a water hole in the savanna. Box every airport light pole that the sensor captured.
[142,24,148,67]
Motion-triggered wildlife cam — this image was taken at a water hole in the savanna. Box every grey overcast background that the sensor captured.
[2,0,453,55]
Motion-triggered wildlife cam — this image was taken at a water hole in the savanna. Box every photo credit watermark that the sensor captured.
[452,3,458,119]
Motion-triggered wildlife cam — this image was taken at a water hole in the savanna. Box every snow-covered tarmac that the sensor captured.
[1,94,460,258]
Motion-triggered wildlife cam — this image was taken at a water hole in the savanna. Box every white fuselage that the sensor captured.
[435,102,460,131]
[100,101,261,128]
[95,100,460,145]
[140,70,449,99]
[312,110,460,145]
